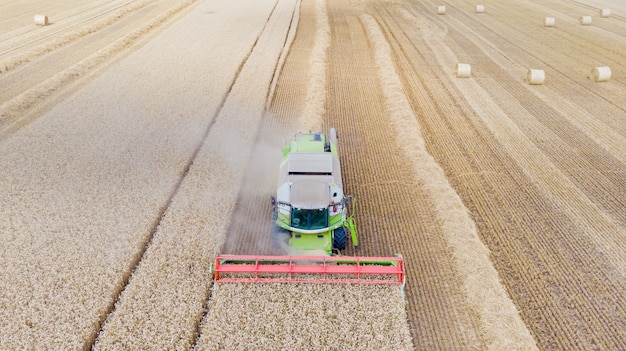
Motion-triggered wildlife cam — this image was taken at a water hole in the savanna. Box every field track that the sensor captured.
[0,0,624,350]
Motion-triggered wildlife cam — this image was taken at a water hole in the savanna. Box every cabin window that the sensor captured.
[291,208,328,230]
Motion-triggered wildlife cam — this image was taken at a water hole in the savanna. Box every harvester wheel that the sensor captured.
[333,227,347,250]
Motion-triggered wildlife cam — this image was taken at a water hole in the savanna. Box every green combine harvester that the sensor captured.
[212,128,405,286]
[271,128,358,255]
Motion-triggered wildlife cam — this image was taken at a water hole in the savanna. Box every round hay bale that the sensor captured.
[456,63,471,78]
[590,66,611,82]
[543,17,556,27]
[475,5,485,13]
[437,5,446,15]
[526,69,545,85]
[580,15,592,25]
[34,15,48,26]
[600,9,611,18]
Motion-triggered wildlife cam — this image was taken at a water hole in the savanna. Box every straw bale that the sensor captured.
[543,17,555,27]
[456,63,472,78]
[589,66,611,82]
[34,15,48,26]
[580,15,592,25]
[526,69,545,85]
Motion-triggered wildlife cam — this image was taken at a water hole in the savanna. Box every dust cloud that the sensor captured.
[221,115,290,255]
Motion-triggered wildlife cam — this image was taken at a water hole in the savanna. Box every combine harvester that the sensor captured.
[214,129,405,286]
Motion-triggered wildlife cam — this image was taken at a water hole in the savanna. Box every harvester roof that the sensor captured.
[277,152,343,201]
[290,178,331,209]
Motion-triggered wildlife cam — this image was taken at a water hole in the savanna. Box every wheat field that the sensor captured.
[0,0,624,350]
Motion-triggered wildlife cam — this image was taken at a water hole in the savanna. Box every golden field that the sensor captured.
[1,0,624,349]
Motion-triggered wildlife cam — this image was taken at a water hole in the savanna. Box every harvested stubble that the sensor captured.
[323,3,484,347]
[360,13,538,350]
[395,3,626,349]
[195,283,412,351]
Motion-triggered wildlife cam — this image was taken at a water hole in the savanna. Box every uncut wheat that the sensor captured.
[195,283,413,351]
